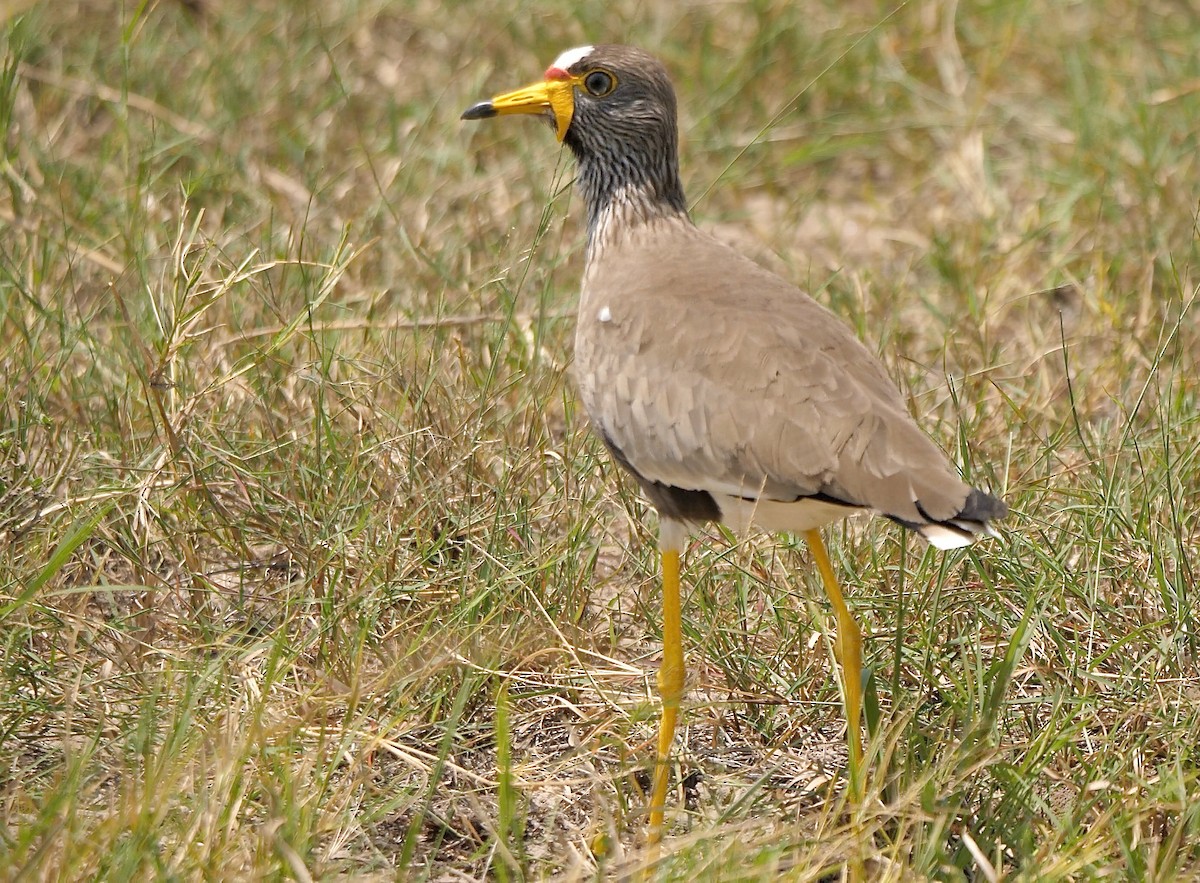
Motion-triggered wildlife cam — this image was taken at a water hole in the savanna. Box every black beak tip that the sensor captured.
[461,101,496,121]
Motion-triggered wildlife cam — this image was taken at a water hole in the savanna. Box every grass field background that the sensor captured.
[2,0,1199,879]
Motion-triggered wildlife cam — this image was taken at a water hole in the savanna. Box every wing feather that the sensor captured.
[574,223,973,524]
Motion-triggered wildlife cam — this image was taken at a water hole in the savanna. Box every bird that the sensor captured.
[462,44,1007,845]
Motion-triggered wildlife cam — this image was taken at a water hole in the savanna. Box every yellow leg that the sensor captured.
[803,529,864,803]
[647,539,684,846]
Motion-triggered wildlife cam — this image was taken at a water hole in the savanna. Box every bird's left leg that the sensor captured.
[803,529,865,802]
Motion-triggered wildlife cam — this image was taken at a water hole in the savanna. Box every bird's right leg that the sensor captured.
[648,521,686,846]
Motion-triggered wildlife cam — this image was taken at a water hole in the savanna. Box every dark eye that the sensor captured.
[583,70,616,97]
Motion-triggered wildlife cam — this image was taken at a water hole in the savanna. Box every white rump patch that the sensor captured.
[597,305,612,323]
[550,45,594,72]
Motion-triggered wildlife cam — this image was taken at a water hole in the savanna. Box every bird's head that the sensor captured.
[462,44,678,161]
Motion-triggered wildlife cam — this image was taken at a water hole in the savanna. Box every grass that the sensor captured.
[2,0,1199,878]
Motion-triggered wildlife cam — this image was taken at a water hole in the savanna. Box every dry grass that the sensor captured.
[2,0,1199,879]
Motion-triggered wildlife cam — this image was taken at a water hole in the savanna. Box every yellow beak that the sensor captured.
[461,77,578,142]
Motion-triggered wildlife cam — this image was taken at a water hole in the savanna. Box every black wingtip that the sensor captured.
[960,487,1008,523]
[461,101,496,121]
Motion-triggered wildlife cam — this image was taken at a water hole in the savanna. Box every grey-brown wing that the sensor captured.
[574,230,972,524]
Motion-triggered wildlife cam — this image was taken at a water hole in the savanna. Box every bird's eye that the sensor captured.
[583,70,616,97]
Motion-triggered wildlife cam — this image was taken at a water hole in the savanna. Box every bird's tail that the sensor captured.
[895,487,1008,550]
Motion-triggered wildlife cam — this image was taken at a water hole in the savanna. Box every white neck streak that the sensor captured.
[585,184,690,265]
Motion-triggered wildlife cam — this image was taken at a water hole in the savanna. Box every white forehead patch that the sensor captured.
[550,45,595,72]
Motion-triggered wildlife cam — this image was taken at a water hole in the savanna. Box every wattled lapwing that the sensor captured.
[463,44,1007,845]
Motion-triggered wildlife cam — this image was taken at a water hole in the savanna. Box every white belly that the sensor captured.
[713,494,865,535]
